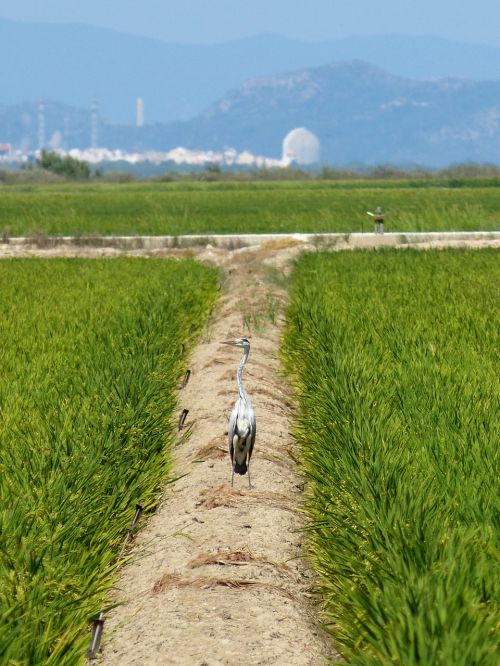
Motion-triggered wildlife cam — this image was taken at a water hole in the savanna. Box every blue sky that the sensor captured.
[0,0,498,45]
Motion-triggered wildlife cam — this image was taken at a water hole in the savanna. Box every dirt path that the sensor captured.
[93,241,337,665]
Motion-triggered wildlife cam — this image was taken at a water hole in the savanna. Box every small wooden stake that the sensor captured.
[86,613,105,660]
[178,409,189,430]
[129,503,143,531]
[179,369,191,389]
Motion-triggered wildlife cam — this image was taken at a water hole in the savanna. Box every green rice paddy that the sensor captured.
[283,249,499,664]
[0,258,218,664]
[1,178,499,664]
[0,181,499,236]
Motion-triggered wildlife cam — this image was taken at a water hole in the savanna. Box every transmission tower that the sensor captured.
[38,102,46,151]
[90,99,99,148]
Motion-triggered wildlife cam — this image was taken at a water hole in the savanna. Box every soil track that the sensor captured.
[94,239,337,666]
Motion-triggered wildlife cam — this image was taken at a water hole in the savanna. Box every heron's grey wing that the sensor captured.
[248,402,256,461]
[228,402,238,461]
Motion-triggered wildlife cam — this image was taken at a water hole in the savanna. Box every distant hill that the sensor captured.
[3,61,500,167]
[174,61,500,166]
[2,18,500,124]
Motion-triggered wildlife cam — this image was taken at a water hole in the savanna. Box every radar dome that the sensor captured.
[282,127,320,165]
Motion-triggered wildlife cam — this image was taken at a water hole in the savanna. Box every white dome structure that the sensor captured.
[282,127,320,165]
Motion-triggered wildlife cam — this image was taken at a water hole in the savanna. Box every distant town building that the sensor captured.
[282,127,320,165]
[64,146,287,169]
[0,143,11,156]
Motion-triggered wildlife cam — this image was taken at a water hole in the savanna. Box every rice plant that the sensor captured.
[282,249,500,665]
[0,258,218,664]
[1,181,500,236]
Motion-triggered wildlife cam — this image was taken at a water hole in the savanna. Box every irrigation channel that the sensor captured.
[1,232,499,666]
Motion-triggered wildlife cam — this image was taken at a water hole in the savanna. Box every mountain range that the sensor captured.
[2,19,500,167]
[2,18,500,124]
[3,60,500,167]
[186,61,500,166]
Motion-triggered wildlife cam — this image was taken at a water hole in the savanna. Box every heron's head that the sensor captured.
[222,337,250,350]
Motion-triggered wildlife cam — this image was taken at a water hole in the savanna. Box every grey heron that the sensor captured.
[223,337,256,488]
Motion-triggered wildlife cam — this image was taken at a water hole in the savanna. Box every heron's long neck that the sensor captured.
[236,348,249,402]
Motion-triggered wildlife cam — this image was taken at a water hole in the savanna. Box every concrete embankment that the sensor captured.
[4,230,500,252]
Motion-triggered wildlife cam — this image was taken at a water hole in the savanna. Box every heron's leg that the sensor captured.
[231,468,234,487]
[247,464,252,489]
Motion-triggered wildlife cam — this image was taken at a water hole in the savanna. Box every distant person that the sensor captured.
[367,206,385,233]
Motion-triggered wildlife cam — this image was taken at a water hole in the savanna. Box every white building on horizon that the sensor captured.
[282,127,320,165]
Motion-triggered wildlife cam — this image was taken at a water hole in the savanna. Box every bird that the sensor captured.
[222,337,256,488]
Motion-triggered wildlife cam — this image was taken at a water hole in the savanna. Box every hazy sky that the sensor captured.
[0,0,498,46]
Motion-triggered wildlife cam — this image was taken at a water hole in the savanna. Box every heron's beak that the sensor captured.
[221,340,236,346]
